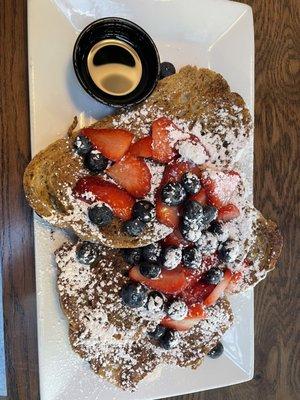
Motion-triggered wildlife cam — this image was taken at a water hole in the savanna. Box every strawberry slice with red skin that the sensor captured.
[201,253,220,271]
[82,128,134,161]
[161,303,207,331]
[201,170,240,208]
[107,155,151,198]
[190,188,207,205]
[181,281,215,306]
[162,161,202,185]
[73,176,134,220]
[128,136,153,158]
[204,269,232,307]
[156,200,180,228]
[151,117,179,163]
[129,265,188,295]
[163,229,190,247]
[217,203,240,221]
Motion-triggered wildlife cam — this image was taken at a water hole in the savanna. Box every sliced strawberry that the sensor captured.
[73,176,134,220]
[129,265,188,295]
[201,170,240,208]
[202,253,220,271]
[162,161,202,185]
[82,128,134,161]
[128,136,153,158]
[204,269,232,307]
[151,117,178,163]
[190,188,207,205]
[156,200,180,228]
[163,229,190,247]
[107,155,151,198]
[161,303,206,331]
[217,203,240,221]
[181,282,215,306]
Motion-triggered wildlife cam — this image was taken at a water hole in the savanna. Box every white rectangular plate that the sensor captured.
[28,0,254,399]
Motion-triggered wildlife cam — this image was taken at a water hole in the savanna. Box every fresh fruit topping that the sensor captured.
[123,218,146,237]
[218,239,239,262]
[142,243,162,263]
[204,269,232,307]
[88,204,113,227]
[161,246,182,270]
[183,200,204,222]
[139,261,161,279]
[159,329,179,349]
[148,324,167,340]
[207,342,224,359]
[182,172,201,195]
[122,248,142,266]
[208,221,229,242]
[226,271,243,292]
[121,282,147,308]
[84,150,109,173]
[74,176,134,221]
[151,117,177,163]
[82,128,134,161]
[181,201,204,242]
[217,203,240,222]
[74,134,92,155]
[162,161,201,185]
[76,241,99,265]
[182,247,202,269]
[159,61,176,79]
[181,219,202,242]
[167,300,188,321]
[132,200,155,223]
[181,282,215,306]
[163,229,190,247]
[202,268,224,285]
[156,200,180,228]
[162,303,206,331]
[161,182,186,206]
[191,188,207,205]
[146,291,166,314]
[128,136,153,158]
[129,265,188,295]
[202,205,218,225]
[107,155,151,198]
[201,170,240,208]
[197,232,219,255]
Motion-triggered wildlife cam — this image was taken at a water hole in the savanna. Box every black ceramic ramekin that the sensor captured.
[73,17,160,107]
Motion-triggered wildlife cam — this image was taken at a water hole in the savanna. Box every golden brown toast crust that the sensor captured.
[56,241,233,390]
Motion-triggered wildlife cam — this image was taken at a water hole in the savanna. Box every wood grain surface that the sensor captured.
[0,0,299,399]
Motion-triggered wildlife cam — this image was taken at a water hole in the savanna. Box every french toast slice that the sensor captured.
[56,241,233,391]
[24,66,252,247]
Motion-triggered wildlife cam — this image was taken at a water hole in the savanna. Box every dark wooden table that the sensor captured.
[0,0,299,399]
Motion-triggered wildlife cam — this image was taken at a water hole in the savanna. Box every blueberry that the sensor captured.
[84,150,108,173]
[122,248,142,265]
[88,204,113,227]
[218,239,239,262]
[161,182,186,206]
[181,219,202,242]
[139,262,161,279]
[121,282,147,308]
[159,329,179,350]
[146,291,165,314]
[73,134,92,156]
[202,268,224,284]
[142,243,162,263]
[207,342,224,359]
[167,300,188,321]
[123,219,146,237]
[182,172,201,195]
[148,324,167,340]
[202,205,218,225]
[132,200,155,223]
[159,61,176,79]
[183,200,204,223]
[182,247,202,269]
[76,241,98,265]
[197,232,219,255]
[161,246,182,270]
